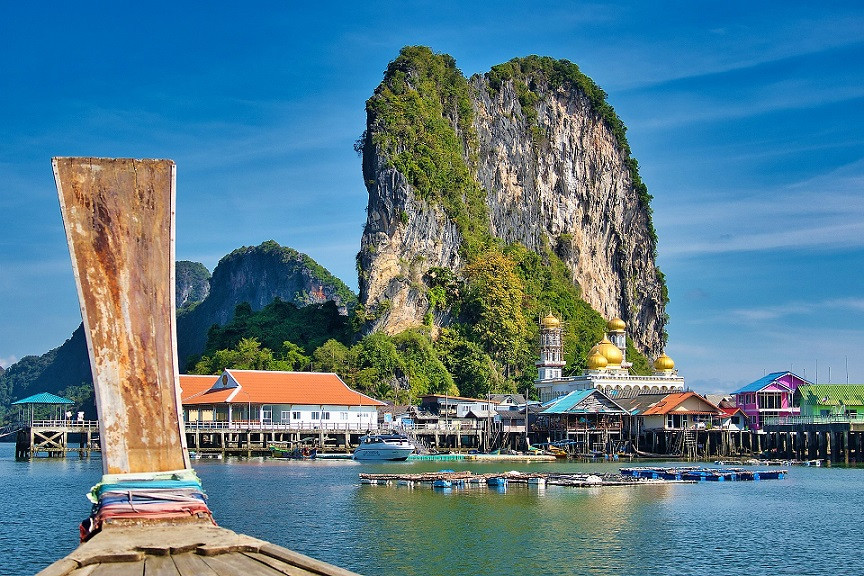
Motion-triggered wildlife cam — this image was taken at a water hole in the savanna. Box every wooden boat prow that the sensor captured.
[38,523,359,576]
[39,158,360,576]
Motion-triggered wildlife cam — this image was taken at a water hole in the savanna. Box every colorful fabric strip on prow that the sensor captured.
[80,469,215,541]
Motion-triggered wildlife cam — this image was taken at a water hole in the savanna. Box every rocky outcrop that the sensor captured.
[176,260,211,310]
[358,50,666,357]
[176,240,357,365]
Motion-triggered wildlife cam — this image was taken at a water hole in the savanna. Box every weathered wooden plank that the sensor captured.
[170,553,222,576]
[258,544,362,576]
[144,555,181,576]
[87,561,145,576]
[199,552,286,576]
[243,551,316,576]
[53,157,188,474]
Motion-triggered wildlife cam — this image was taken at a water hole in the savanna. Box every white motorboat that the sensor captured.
[352,434,416,461]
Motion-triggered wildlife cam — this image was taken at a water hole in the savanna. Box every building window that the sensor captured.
[340,412,348,420]
[280,411,291,423]
[322,412,330,420]
[292,411,301,420]
[760,394,780,410]
[311,411,320,420]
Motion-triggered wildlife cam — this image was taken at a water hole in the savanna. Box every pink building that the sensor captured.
[732,371,811,429]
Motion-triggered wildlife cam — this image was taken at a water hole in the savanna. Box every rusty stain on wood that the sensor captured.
[53,157,188,474]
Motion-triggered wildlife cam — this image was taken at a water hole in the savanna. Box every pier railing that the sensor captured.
[763,414,864,426]
[184,421,382,432]
[24,419,100,430]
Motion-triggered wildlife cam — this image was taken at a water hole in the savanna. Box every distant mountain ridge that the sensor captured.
[0,241,356,420]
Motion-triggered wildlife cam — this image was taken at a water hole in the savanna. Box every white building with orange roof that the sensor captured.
[180,369,386,431]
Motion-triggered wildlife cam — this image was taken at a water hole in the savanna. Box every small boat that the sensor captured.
[486,477,508,488]
[269,445,317,460]
[352,434,416,461]
[432,479,452,489]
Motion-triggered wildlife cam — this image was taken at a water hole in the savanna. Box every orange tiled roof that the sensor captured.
[179,374,220,399]
[642,392,720,415]
[181,370,386,407]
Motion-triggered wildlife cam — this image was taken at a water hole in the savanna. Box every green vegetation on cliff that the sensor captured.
[192,298,351,370]
[365,46,492,259]
[357,47,657,398]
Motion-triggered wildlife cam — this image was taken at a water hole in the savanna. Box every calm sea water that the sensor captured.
[2,442,863,576]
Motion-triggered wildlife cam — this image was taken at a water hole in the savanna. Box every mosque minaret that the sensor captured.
[534,314,685,403]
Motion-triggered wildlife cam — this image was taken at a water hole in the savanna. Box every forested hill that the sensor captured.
[176,241,356,367]
[0,241,356,422]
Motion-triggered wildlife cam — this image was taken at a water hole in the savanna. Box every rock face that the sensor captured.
[176,260,211,310]
[358,50,666,357]
[176,240,357,366]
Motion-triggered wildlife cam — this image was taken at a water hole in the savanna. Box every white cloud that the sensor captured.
[655,159,864,258]
[0,356,17,369]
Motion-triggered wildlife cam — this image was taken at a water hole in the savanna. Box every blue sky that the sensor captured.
[2,2,863,393]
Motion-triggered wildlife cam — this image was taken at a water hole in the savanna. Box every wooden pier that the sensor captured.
[11,420,100,459]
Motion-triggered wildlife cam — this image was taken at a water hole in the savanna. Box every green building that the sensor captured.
[796,384,864,420]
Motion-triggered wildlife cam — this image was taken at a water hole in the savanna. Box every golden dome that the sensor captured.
[596,337,623,367]
[654,353,675,371]
[587,350,608,370]
[607,317,626,332]
[541,313,561,329]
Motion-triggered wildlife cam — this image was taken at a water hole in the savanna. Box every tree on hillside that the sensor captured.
[435,328,503,399]
[192,337,307,374]
[462,251,529,379]
[311,339,351,377]
[392,330,456,400]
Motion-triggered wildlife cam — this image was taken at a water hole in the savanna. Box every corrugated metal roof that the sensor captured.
[182,370,386,407]
[733,371,797,394]
[797,384,864,407]
[540,389,626,415]
[12,392,74,405]
[614,394,669,415]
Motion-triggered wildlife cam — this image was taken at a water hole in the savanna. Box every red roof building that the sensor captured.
[638,392,722,430]
[180,370,385,431]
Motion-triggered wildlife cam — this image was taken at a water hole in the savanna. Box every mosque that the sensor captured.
[534,313,685,403]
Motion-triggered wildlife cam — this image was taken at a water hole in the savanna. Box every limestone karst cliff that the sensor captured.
[357,48,667,358]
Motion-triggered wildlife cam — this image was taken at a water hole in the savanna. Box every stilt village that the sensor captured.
[11,159,857,575]
[8,314,864,466]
